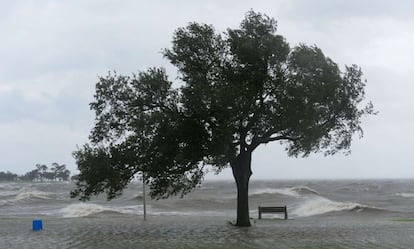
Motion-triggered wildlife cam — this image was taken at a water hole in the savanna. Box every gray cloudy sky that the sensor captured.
[1,0,413,180]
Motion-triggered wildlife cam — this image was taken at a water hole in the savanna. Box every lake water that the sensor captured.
[1,179,414,248]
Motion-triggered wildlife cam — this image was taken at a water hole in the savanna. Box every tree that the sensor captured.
[70,174,80,182]
[51,163,70,181]
[36,164,48,182]
[71,11,375,226]
[0,171,18,181]
[51,163,60,181]
[21,169,39,181]
[43,171,55,181]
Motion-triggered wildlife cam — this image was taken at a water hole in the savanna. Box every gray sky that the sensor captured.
[0,0,413,180]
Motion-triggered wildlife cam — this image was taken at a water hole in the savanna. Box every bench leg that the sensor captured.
[284,206,288,219]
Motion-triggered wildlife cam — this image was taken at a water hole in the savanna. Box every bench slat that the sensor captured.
[260,207,285,212]
[258,206,288,219]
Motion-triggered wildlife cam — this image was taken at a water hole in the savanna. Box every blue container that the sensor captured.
[32,220,43,231]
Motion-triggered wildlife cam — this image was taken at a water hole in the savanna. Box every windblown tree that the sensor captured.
[36,164,48,182]
[0,171,18,181]
[51,163,71,181]
[21,169,39,181]
[71,11,375,226]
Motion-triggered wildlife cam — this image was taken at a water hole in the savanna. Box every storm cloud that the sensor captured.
[0,0,412,179]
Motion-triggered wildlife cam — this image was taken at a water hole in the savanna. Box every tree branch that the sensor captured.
[248,131,302,152]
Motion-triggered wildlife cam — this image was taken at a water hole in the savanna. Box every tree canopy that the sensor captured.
[71,10,375,226]
[1,163,70,182]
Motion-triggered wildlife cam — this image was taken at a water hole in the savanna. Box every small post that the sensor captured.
[142,173,147,221]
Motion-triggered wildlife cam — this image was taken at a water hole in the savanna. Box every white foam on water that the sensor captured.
[0,188,56,204]
[60,203,112,217]
[291,197,366,218]
[0,190,17,197]
[151,210,228,217]
[0,183,20,190]
[0,184,20,199]
[251,186,319,198]
[289,186,319,195]
[12,188,55,202]
[59,203,143,217]
[59,203,228,218]
[396,192,414,198]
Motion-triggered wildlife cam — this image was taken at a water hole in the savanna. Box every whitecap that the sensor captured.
[291,197,366,217]
[0,190,17,197]
[59,203,143,218]
[289,186,319,196]
[0,183,20,191]
[396,192,414,198]
[60,203,112,217]
[251,186,319,198]
[15,191,53,201]
[14,188,55,201]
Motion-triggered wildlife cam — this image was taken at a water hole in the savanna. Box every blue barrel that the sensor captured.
[32,220,43,231]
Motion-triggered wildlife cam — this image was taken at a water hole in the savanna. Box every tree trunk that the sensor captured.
[231,151,252,227]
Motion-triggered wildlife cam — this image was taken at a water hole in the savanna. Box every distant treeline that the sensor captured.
[0,163,77,182]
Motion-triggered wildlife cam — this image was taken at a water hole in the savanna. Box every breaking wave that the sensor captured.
[128,194,143,201]
[2,188,59,205]
[59,203,142,218]
[291,197,368,218]
[0,183,20,191]
[396,192,414,198]
[251,186,319,198]
[0,190,16,198]
[16,190,53,200]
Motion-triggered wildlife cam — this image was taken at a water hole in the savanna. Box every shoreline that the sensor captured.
[3,180,414,248]
[1,212,414,248]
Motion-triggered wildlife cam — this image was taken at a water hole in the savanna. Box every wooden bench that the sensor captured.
[258,206,288,219]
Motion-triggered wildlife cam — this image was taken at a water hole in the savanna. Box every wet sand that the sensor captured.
[1,212,414,249]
